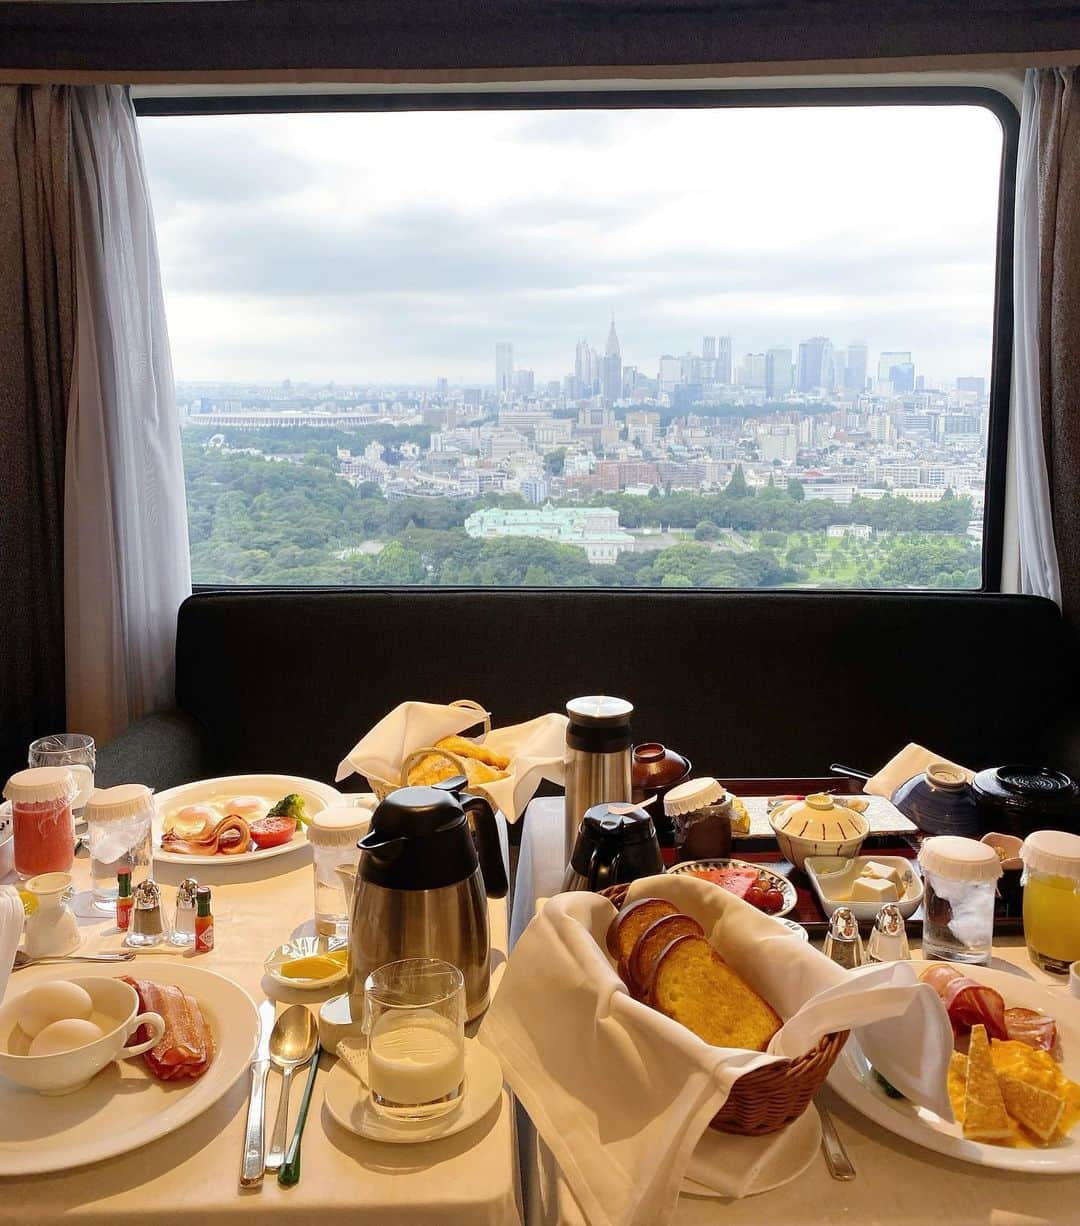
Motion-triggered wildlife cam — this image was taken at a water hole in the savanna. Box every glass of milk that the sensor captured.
[363,958,466,1121]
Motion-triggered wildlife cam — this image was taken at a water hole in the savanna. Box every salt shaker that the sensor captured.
[824,906,864,969]
[125,878,167,947]
[169,877,200,947]
[867,903,911,963]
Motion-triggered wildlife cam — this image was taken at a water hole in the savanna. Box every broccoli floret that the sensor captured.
[267,793,308,824]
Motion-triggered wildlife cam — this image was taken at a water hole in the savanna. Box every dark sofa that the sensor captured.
[96,588,1078,793]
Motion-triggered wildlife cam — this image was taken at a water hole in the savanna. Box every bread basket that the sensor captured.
[600,882,848,1136]
[367,699,493,801]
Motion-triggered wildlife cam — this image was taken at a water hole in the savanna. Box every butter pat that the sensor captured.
[861,860,903,889]
[850,875,899,904]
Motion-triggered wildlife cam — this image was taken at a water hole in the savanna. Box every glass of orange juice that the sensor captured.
[1021,830,1080,974]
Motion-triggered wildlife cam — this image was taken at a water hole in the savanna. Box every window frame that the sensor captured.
[137,84,1018,595]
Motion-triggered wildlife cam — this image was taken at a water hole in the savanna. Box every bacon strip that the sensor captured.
[161,814,251,856]
[1004,1006,1058,1053]
[919,964,1009,1041]
[123,976,215,1080]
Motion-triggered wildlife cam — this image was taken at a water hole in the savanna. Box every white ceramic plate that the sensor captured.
[681,1100,822,1197]
[804,855,923,923]
[264,936,348,991]
[829,960,1080,1172]
[0,961,259,1175]
[668,858,797,918]
[325,1037,503,1144]
[153,774,341,866]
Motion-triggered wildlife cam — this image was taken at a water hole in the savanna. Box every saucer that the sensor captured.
[264,936,348,991]
[324,1036,503,1144]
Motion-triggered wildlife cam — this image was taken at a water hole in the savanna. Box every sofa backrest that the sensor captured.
[175,589,1068,788]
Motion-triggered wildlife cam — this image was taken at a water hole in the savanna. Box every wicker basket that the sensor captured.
[600,882,848,1136]
[367,699,493,801]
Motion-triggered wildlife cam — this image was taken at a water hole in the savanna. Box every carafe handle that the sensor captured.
[460,795,508,900]
[587,843,621,892]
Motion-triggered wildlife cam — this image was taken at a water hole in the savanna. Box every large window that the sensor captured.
[139,91,1012,590]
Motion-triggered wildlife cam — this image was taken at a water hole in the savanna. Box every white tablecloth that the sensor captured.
[513,796,1076,1226]
[2,834,520,1225]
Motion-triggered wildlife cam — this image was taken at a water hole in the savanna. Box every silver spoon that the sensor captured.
[264,1005,318,1173]
[818,1102,856,1180]
[12,951,136,971]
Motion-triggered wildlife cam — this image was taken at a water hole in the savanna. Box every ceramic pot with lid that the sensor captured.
[631,743,692,847]
[348,776,508,1022]
[891,762,981,836]
[971,765,1080,839]
[561,802,664,893]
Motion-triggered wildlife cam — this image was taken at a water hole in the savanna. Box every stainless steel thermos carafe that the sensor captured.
[563,696,633,864]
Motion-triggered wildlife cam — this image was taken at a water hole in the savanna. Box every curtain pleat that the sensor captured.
[0,86,74,781]
[65,86,191,743]
[1035,67,1080,637]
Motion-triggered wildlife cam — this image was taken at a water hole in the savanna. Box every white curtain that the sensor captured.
[65,86,191,744]
[1011,70,1062,604]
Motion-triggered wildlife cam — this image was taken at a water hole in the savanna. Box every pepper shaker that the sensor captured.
[169,877,200,947]
[125,878,167,948]
[823,906,864,970]
[867,903,911,963]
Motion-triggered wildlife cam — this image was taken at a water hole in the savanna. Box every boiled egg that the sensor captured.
[164,804,218,839]
[17,981,94,1040]
[28,1017,103,1058]
[222,795,267,820]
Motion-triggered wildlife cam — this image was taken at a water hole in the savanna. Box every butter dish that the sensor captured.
[804,855,923,923]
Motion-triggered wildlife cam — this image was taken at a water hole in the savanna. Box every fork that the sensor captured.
[12,951,136,971]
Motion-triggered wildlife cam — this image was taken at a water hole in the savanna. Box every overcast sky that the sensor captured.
[139,103,1004,388]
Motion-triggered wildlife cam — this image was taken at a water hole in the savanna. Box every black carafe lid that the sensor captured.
[358,785,478,891]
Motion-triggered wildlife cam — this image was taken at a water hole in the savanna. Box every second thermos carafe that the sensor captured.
[563,696,634,864]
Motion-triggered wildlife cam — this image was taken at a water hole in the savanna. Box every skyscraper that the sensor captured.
[846,340,868,393]
[602,318,622,407]
[717,336,733,385]
[495,342,514,400]
[702,336,717,361]
[830,348,847,394]
[796,336,833,393]
[878,351,914,393]
[765,347,793,398]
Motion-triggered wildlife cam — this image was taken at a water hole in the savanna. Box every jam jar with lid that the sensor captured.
[664,777,733,862]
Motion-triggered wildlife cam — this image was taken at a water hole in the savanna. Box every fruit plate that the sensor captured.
[152,773,341,866]
[0,961,259,1175]
[668,858,797,918]
[829,959,1080,1172]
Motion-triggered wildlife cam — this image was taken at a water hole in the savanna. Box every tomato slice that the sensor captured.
[249,816,297,849]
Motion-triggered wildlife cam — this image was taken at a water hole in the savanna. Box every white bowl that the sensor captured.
[804,855,924,923]
[769,806,868,870]
[0,977,165,1095]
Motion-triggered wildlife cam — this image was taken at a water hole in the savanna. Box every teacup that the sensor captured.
[0,977,165,1095]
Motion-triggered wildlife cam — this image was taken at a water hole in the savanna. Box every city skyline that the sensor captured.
[141,104,1004,386]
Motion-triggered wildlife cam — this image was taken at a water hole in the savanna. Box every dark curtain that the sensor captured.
[1036,68,1080,640]
[0,86,74,781]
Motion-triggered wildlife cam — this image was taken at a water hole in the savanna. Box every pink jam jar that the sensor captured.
[3,767,77,878]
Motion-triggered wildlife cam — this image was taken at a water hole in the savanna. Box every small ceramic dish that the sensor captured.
[264,936,348,991]
[669,858,798,918]
[804,855,923,923]
[980,831,1023,871]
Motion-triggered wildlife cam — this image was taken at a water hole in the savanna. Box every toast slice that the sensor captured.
[606,898,679,968]
[999,1073,1065,1143]
[627,913,705,999]
[646,933,781,1052]
[963,1024,1013,1143]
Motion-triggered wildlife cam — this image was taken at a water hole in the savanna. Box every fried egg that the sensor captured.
[163,804,218,839]
[221,795,268,820]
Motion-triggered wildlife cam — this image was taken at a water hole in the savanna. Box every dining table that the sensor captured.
[512,790,1078,1226]
[1,819,522,1226]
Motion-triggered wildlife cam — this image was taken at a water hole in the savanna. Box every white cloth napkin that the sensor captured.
[865,742,974,798]
[0,886,25,1004]
[482,874,953,1226]
[336,702,567,822]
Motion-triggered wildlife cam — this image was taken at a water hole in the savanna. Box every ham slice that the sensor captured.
[919,964,1009,1041]
[123,977,215,1080]
[1004,1006,1058,1053]
[161,814,251,856]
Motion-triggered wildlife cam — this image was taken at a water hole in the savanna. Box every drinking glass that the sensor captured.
[363,958,465,1121]
[28,735,96,814]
